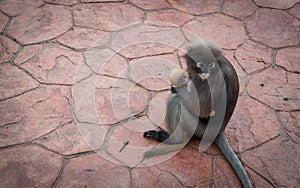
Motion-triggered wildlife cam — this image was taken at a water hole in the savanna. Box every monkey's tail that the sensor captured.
[215,133,253,188]
[144,140,189,158]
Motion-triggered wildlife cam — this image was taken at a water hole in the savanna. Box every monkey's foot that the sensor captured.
[143,130,169,143]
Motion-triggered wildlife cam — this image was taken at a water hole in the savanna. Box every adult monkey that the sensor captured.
[143,40,252,188]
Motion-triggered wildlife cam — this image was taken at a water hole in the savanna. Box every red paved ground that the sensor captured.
[0,0,299,187]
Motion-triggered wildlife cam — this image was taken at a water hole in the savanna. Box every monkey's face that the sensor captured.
[195,61,216,80]
[178,72,189,85]
[185,52,217,80]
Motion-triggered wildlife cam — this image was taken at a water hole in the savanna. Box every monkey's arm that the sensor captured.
[175,83,200,117]
[174,83,215,118]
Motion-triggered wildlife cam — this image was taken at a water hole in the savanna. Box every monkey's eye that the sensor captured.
[208,62,215,68]
[196,62,205,68]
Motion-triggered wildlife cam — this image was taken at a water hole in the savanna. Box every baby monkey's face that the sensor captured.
[178,72,189,85]
[169,68,189,87]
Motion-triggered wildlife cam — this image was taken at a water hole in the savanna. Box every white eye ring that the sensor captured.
[209,62,215,68]
[196,62,204,68]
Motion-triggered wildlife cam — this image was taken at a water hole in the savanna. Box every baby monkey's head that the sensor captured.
[169,68,190,87]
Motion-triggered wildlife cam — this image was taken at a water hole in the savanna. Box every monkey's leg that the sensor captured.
[143,122,187,158]
[143,94,179,144]
[143,101,198,158]
[143,122,189,158]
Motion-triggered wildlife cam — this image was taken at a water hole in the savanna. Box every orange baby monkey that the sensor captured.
[168,67,215,117]
[168,68,190,88]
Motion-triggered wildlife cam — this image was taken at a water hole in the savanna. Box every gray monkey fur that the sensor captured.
[144,40,252,188]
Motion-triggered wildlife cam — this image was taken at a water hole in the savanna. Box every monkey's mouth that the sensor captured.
[198,73,209,80]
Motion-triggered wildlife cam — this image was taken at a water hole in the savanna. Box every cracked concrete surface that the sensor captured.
[0,0,299,187]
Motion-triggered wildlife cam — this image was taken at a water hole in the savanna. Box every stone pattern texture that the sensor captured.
[0,0,299,187]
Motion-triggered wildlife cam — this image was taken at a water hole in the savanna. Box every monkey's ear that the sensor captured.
[171,86,177,93]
